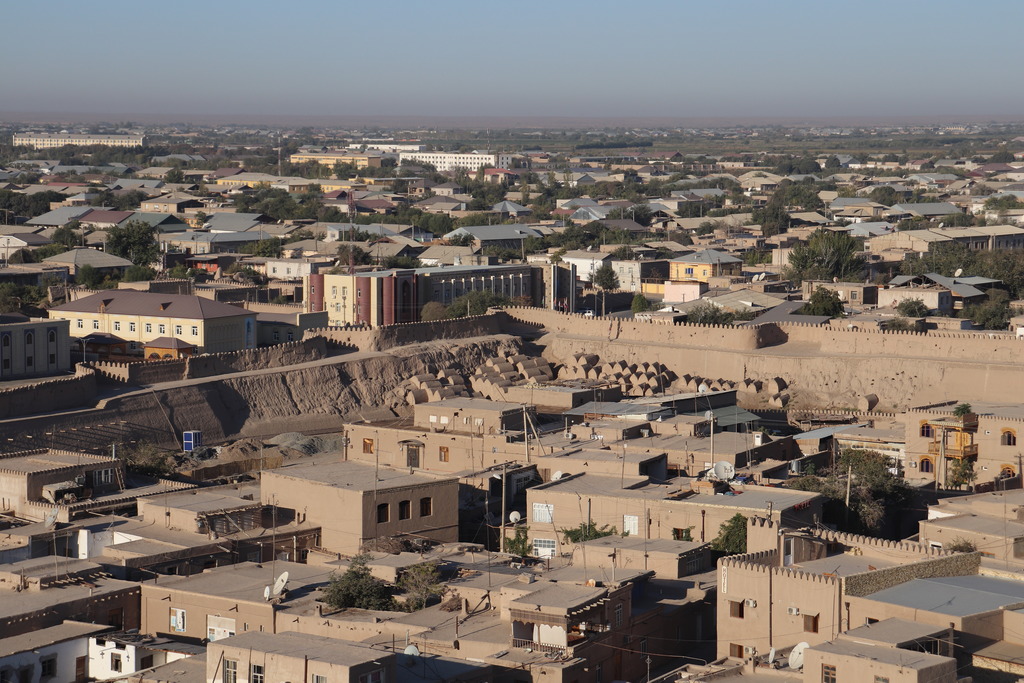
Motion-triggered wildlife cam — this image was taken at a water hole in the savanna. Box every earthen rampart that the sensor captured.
[304,314,505,352]
[0,366,97,419]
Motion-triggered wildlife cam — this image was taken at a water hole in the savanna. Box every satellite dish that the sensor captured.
[404,645,421,657]
[43,508,59,530]
[954,267,963,277]
[272,571,289,597]
[712,461,736,481]
[698,383,710,394]
[704,410,714,421]
[263,585,272,601]
[788,642,809,670]
[832,276,839,283]
[552,471,564,481]
[767,648,777,666]
[509,511,522,524]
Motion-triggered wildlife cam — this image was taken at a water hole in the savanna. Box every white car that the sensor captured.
[580,309,595,318]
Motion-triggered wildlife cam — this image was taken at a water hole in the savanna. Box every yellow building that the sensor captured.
[288,150,383,169]
[49,291,256,353]
[668,249,743,282]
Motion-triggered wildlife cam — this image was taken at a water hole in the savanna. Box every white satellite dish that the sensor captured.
[509,511,522,524]
[552,471,564,481]
[404,645,421,657]
[263,585,272,601]
[712,461,736,481]
[832,276,839,283]
[272,571,289,597]
[698,383,710,394]
[767,648,777,666]
[704,410,715,421]
[954,267,963,277]
[43,508,59,530]
[788,642,809,670]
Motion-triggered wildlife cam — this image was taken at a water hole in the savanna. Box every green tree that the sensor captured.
[52,221,82,249]
[946,458,977,490]
[631,293,652,313]
[963,289,1018,330]
[398,562,444,611]
[952,403,973,418]
[895,298,930,317]
[420,301,447,321]
[687,301,735,325]
[784,230,865,284]
[710,513,747,554]
[164,167,185,184]
[123,265,156,282]
[322,555,396,611]
[505,527,531,557]
[446,290,510,318]
[800,287,845,318]
[105,220,158,266]
[76,264,103,288]
[592,262,620,316]
[886,317,917,332]
[240,238,283,258]
[559,521,617,543]
[335,244,371,266]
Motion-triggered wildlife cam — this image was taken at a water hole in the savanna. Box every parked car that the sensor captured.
[579,308,595,317]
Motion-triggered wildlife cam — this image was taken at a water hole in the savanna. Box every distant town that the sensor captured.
[2,119,1024,683]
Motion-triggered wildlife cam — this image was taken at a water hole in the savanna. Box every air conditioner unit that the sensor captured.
[787,607,801,616]
[909,461,917,468]
[745,599,757,608]
[743,646,756,656]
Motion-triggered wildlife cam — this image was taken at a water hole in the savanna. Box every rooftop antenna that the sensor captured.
[788,642,809,670]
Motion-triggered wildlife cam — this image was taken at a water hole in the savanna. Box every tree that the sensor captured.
[322,555,396,611]
[76,264,103,288]
[800,287,845,318]
[105,220,158,266]
[946,457,977,490]
[687,301,735,325]
[784,230,865,284]
[945,537,978,552]
[886,317,917,332]
[52,221,82,249]
[123,265,156,282]
[710,513,747,554]
[631,293,652,314]
[446,291,510,318]
[895,298,930,317]
[559,521,617,543]
[592,262,619,316]
[335,244,371,266]
[119,442,175,477]
[505,527,531,557]
[420,301,447,321]
[241,238,283,258]
[963,289,1018,330]
[952,403,973,418]
[164,168,185,184]
[398,562,444,611]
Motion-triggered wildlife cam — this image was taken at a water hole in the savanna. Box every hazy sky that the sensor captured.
[3,0,1022,122]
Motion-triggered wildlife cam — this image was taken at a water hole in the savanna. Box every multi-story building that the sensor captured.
[49,290,257,353]
[668,249,743,282]
[260,460,459,555]
[13,133,146,149]
[398,151,517,172]
[287,150,383,169]
[0,449,124,523]
[0,316,71,380]
[304,264,535,326]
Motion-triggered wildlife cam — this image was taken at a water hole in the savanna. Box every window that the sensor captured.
[874,677,889,683]
[640,638,648,655]
[1003,430,1017,446]
[140,655,153,670]
[399,500,411,520]
[439,446,449,462]
[38,657,56,679]
[95,468,114,486]
[363,438,374,454]
[685,267,694,275]
[175,325,182,335]
[129,322,136,332]
[191,326,198,336]
[332,286,337,297]
[729,600,745,619]
[673,527,693,541]
[920,423,932,437]
[623,514,639,536]
[170,607,186,632]
[313,676,327,683]
[377,503,389,523]
[420,497,432,516]
[145,323,152,333]
[93,320,99,329]
[110,653,122,673]
[803,613,819,633]
[614,603,623,627]
[920,457,934,474]
[532,502,553,523]
[76,319,83,328]
[822,664,837,683]
[113,321,121,331]
[250,664,265,683]
[729,643,744,658]
[358,670,384,683]
[273,331,280,342]
[159,324,166,334]
[533,538,556,558]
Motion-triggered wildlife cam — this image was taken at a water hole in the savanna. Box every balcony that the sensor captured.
[512,638,565,655]
[927,442,978,459]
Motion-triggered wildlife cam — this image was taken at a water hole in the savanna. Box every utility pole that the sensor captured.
[844,464,853,528]
[499,464,507,554]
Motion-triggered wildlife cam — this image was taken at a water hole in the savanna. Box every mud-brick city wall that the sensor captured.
[0,365,98,419]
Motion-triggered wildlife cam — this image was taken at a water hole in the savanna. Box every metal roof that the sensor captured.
[865,575,1024,616]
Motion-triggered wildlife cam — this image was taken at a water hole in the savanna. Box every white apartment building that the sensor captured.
[399,150,517,172]
[13,133,146,149]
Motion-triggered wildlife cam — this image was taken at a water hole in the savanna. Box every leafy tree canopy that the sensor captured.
[322,555,396,611]
[710,513,747,554]
[784,230,865,284]
[800,287,845,318]
[106,220,158,266]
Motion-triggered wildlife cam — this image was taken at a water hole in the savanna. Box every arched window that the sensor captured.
[1002,430,1017,447]
[48,330,56,344]
[24,332,33,345]
[920,423,933,438]
[919,457,934,474]
[1,335,10,348]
